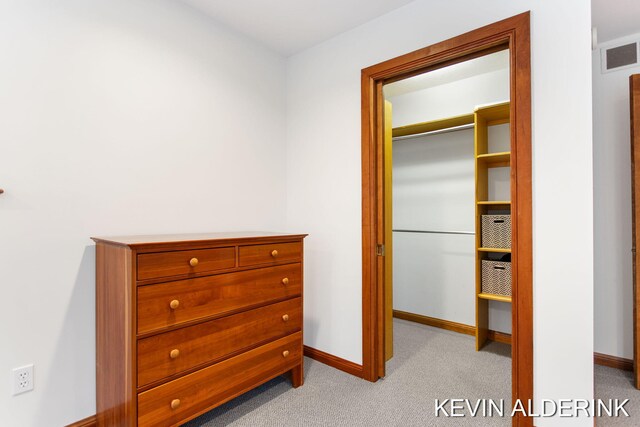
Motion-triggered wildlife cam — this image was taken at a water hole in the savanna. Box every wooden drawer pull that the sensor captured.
[170,349,180,359]
[282,314,289,322]
[170,399,181,410]
[271,250,278,257]
[282,350,290,358]
[169,299,180,310]
[282,277,289,285]
[189,257,199,267]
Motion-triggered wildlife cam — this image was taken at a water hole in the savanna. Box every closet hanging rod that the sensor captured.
[392,123,475,141]
[393,229,475,235]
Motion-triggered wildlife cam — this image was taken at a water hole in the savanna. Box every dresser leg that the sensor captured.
[290,363,304,388]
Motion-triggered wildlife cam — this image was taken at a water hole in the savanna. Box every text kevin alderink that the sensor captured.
[434,399,630,418]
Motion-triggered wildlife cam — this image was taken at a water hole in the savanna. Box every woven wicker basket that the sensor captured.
[481,260,512,296]
[481,214,511,249]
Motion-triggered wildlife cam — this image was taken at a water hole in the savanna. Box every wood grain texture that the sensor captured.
[95,234,306,426]
[510,15,533,427]
[137,247,236,281]
[138,333,302,427]
[238,242,302,267]
[292,234,305,388]
[360,12,532,427]
[95,243,137,426]
[384,100,394,361]
[137,298,302,387]
[66,415,97,427]
[594,352,634,372]
[631,74,640,389]
[303,346,364,378]
[361,70,378,382]
[92,232,308,248]
[375,80,386,379]
[137,263,301,334]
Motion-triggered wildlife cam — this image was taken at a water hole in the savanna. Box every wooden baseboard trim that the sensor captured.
[393,310,512,345]
[594,352,633,371]
[304,345,364,378]
[394,310,633,371]
[66,415,97,427]
[488,330,512,344]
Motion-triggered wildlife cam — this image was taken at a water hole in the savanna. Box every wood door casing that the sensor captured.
[630,74,640,389]
[361,12,532,427]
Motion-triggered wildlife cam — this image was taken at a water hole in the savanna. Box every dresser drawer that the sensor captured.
[238,242,302,267]
[137,247,236,281]
[137,298,302,387]
[138,332,302,427]
[137,264,301,334]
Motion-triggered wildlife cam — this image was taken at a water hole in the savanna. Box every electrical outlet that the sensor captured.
[12,365,34,395]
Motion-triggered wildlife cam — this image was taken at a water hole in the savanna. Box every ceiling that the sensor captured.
[178,0,415,56]
[178,1,640,56]
[592,0,640,44]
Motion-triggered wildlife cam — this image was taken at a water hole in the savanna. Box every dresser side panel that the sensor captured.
[96,243,136,426]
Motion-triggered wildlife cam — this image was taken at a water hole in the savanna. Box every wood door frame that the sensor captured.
[631,74,640,389]
[360,12,532,427]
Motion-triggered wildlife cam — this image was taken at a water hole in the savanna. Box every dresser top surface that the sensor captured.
[91,231,307,247]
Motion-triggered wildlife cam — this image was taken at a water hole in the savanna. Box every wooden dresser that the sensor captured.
[91,232,307,427]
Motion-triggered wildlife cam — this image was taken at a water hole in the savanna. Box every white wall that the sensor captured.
[388,69,510,127]
[0,1,286,425]
[592,33,640,359]
[392,130,477,326]
[286,1,593,425]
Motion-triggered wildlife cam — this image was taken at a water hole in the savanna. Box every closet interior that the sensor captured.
[383,49,512,354]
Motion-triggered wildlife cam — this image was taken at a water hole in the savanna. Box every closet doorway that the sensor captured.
[384,48,512,354]
[360,12,532,427]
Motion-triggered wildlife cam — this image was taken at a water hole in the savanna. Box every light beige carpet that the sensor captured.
[185,318,640,426]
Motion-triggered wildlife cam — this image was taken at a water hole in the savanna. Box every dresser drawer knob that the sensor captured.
[170,349,180,359]
[170,399,181,410]
[271,250,278,258]
[169,299,180,310]
[281,277,289,285]
[189,257,199,267]
[282,314,289,322]
[282,350,290,358]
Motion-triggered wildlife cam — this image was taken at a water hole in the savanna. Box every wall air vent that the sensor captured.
[601,42,639,73]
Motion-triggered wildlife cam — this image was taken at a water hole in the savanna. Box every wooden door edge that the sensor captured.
[630,74,640,389]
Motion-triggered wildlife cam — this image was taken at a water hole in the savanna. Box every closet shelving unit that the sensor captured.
[474,101,511,350]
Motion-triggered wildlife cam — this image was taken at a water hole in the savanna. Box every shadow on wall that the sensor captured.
[38,245,96,424]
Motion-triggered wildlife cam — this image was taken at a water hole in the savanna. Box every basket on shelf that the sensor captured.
[481,260,512,296]
[481,214,511,248]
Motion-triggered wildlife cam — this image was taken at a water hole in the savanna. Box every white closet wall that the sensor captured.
[387,63,511,334]
[389,69,510,127]
[392,129,477,325]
